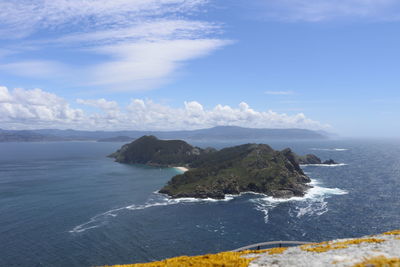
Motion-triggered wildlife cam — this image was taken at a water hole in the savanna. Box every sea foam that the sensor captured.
[300,163,348,167]
[70,192,234,233]
[70,170,349,233]
[71,181,348,233]
[250,179,348,223]
[310,148,349,151]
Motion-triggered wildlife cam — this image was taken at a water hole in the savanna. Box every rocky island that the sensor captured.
[109,136,337,199]
[296,154,338,165]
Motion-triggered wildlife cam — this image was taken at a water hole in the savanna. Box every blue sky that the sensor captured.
[1,0,400,137]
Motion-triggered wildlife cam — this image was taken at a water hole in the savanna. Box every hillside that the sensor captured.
[159,144,311,199]
[108,135,213,166]
[108,136,330,199]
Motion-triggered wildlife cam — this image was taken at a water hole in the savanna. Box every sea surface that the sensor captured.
[1,139,400,266]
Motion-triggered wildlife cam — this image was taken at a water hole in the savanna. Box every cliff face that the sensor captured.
[159,144,311,199]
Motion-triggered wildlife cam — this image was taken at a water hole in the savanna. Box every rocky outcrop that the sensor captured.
[249,230,400,266]
[322,159,338,165]
[103,230,400,267]
[297,154,322,164]
[296,153,338,165]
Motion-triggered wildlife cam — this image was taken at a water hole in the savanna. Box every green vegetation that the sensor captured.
[110,136,316,199]
[159,145,311,199]
[109,135,211,166]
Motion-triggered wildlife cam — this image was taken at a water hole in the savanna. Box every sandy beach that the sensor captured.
[174,167,189,173]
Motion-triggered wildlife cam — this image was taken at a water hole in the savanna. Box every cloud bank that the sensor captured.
[0,86,328,131]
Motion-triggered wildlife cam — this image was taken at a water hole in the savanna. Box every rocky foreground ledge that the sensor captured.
[103,230,400,267]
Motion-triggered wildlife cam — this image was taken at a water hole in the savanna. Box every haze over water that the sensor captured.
[1,139,400,266]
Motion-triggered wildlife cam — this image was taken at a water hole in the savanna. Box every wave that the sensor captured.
[70,192,234,233]
[250,179,348,223]
[69,206,126,233]
[126,194,235,211]
[310,148,349,151]
[300,163,348,167]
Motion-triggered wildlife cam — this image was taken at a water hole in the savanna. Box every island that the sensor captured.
[109,136,337,199]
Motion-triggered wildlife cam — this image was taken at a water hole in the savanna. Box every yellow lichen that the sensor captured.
[352,256,400,267]
[102,251,254,267]
[300,238,385,253]
[264,247,288,255]
[238,247,287,255]
[383,230,400,236]
[102,229,400,266]
[237,249,270,255]
[102,247,288,267]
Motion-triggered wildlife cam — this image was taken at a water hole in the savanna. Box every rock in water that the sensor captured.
[322,159,338,165]
[297,154,323,164]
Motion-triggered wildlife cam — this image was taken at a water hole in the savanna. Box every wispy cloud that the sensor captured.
[0,0,209,39]
[265,90,294,95]
[0,60,67,78]
[88,39,230,90]
[0,86,329,130]
[0,0,230,91]
[252,0,400,22]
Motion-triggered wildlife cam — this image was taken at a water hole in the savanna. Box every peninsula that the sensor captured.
[109,136,336,199]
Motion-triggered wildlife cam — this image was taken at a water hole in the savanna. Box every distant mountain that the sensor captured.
[163,126,328,141]
[0,129,65,142]
[97,136,135,142]
[0,126,329,142]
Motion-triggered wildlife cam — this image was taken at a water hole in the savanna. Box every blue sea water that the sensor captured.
[0,139,400,266]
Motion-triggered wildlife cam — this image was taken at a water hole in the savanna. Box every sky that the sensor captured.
[1,0,400,137]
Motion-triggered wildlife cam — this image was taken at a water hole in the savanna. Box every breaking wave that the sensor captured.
[310,148,349,151]
[251,179,348,223]
[300,163,348,167]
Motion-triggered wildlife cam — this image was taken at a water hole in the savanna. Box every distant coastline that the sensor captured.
[0,126,330,143]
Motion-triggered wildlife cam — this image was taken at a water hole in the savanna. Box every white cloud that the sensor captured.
[265,90,294,95]
[0,0,229,91]
[253,0,400,22]
[0,86,329,131]
[51,20,219,45]
[88,39,230,90]
[0,86,84,128]
[0,0,209,38]
[76,98,119,110]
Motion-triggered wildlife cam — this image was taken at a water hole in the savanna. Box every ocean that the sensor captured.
[0,139,399,266]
